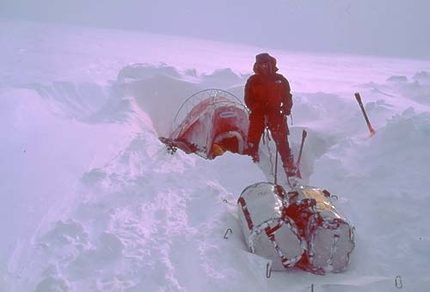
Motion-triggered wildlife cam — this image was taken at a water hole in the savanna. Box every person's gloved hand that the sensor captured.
[280,104,291,115]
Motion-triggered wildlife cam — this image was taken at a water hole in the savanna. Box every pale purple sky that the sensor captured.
[1,0,429,59]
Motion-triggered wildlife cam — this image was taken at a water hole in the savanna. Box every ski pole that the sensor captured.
[355,92,376,137]
[295,130,307,178]
[297,130,307,168]
[274,146,278,185]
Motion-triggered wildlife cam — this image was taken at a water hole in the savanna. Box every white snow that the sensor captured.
[1,20,430,292]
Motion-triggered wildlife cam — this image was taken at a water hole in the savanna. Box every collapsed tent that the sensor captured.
[238,182,355,275]
[160,89,249,159]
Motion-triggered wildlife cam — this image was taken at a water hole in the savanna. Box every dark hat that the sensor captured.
[255,53,272,64]
[253,53,278,74]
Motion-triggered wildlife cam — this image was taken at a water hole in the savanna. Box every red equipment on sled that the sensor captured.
[160,89,249,159]
[284,185,355,274]
[238,182,355,275]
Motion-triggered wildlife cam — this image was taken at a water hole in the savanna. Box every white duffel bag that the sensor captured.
[237,182,305,271]
[284,186,355,274]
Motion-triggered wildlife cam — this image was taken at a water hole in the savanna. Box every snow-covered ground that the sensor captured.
[1,20,430,292]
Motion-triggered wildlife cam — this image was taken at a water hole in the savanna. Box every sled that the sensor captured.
[237,182,355,274]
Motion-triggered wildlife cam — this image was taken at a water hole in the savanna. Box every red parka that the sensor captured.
[244,53,295,172]
[245,56,292,116]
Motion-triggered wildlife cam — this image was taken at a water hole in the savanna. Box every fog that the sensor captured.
[1,0,429,59]
[1,11,430,291]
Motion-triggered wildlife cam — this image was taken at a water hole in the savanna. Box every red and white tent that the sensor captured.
[160,89,249,159]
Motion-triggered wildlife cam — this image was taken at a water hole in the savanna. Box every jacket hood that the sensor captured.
[253,53,278,74]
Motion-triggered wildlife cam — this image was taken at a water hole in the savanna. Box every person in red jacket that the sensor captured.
[244,53,297,176]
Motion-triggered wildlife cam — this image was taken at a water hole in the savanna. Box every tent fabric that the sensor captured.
[161,93,249,159]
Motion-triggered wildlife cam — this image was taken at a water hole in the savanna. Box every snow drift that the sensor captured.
[2,20,430,292]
